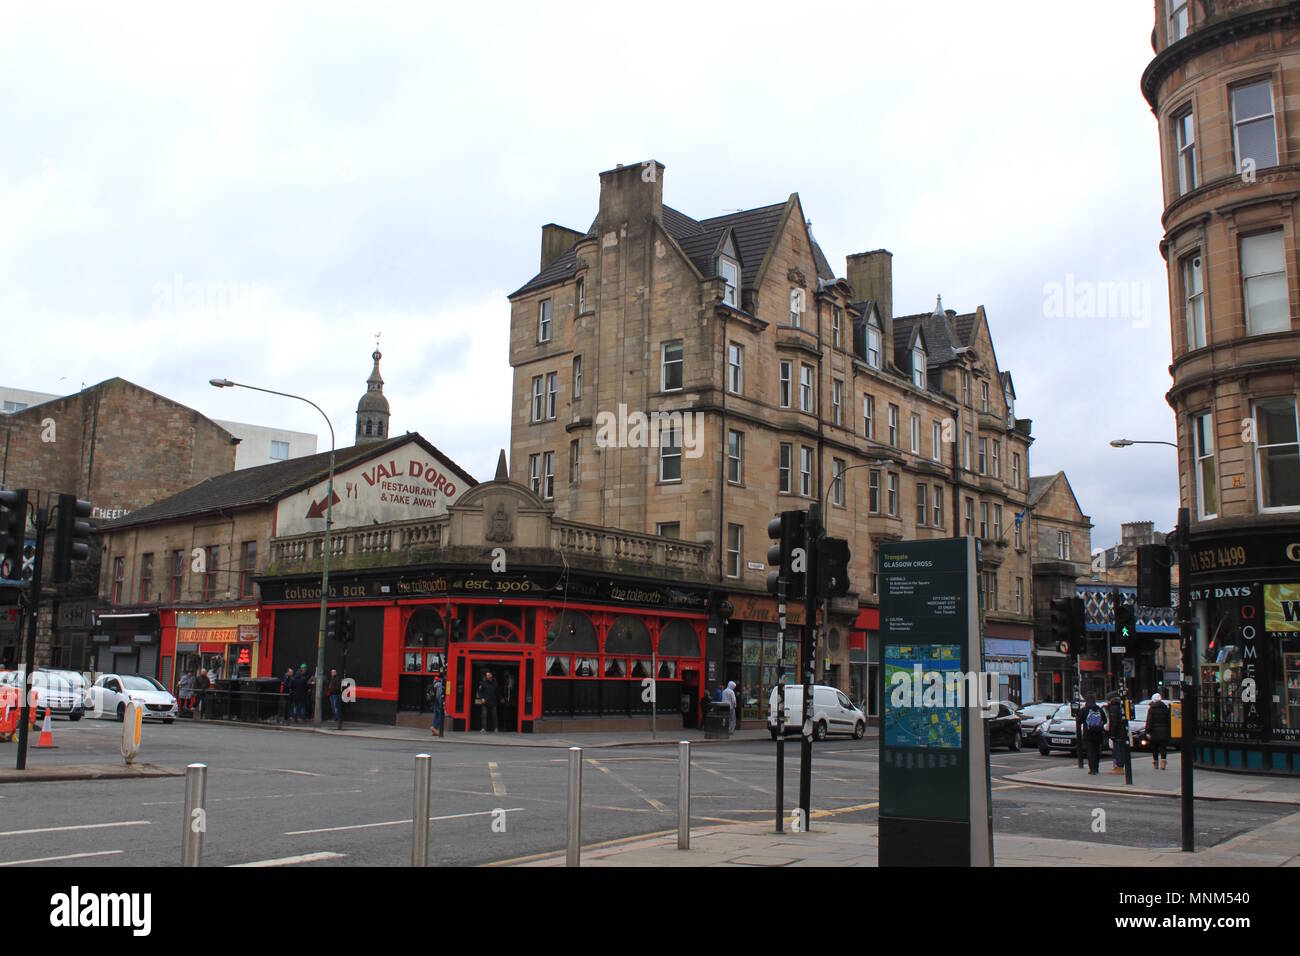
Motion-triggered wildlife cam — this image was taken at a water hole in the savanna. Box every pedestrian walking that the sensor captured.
[1147,692,1172,770]
[430,673,445,735]
[291,665,309,723]
[721,680,737,735]
[178,670,194,717]
[193,668,211,719]
[1078,695,1106,774]
[280,667,295,723]
[476,670,499,732]
[1107,693,1130,775]
[327,668,342,722]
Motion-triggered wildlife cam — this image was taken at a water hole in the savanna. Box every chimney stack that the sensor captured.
[540,223,585,272]
[597,160,664,233]
[846,250,893,321]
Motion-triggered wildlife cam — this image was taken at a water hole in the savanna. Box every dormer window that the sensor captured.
[1005,385,1015,425]
[866,316,882,370]
[789,288,805,328]
[911,346,926,389]
[719,258,739,307]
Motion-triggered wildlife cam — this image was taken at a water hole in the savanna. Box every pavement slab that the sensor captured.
[1005,753,1300,805]
[0,763,182,784]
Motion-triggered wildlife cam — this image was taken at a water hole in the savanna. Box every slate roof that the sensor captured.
[955,312,977,345]
[891,310,962,368]
[101,433,477,531]
[511,197,836,298]
[1027,474,1058,507]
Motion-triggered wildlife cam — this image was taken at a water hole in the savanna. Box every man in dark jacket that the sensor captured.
[1147,693,1172,770]
[193,668,211,720]
[1107,694,1129,775]
[281,667,295,723]
[477,671,499,732]
[291,666,310,723]
[1078,695,1106,775]
[327,669,343,722]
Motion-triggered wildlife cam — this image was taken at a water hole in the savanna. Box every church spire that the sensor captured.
[355,336,391,445]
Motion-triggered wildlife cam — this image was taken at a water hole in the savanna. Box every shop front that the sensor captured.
[721,595,806,724]
[982,630,1032,706]
[160,608,262,695]
[849,607,879,721]
[1186,527,1300,774]
[258,566,711,730]
[89,610,160,677]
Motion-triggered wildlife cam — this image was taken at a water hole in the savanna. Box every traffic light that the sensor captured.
[326,607,340,641]
[1115,601,1137,648]
[341,610,356,645]
[1069,597,1086,652]
[1049,597,1072,654]
[816,536,851,598]
[1137,544,1172,607]
[51,494,92,584]
[0,489,28,584]
[766,509,808,600]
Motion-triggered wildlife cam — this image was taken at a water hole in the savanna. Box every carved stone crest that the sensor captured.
[485,503,514,543]
[787,267,806,288]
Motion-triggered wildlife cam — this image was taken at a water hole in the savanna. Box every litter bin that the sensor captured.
[702,701,729,739]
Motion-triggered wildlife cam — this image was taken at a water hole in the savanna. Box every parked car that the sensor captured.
[986,701,1024,751]
[90,674,177,723]
[1015,702,1059,745]
[1037,702,1113,756]
[0,668,85,720]
[769,684,866,740]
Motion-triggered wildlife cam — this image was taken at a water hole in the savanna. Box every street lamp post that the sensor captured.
[1110,437,1194,851]
[212,378,336,729]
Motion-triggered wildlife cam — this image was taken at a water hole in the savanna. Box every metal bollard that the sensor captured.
[566,746,582,867]
[182,763,207,867]
[412,753,432,867]
[678,740,691,849]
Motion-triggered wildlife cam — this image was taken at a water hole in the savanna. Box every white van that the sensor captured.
[768,684,865,740]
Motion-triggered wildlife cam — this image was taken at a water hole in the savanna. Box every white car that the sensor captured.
[768,683,866,740]
[91,674,177,723]
[0,668,86,720]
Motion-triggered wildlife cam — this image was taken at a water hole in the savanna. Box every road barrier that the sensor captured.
[678,740,691,850]
[183,763,207,867]
[412,753,432,867]
[566,746,582,867]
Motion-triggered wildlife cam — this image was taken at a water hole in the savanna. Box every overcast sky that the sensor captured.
[0,1,1174,551]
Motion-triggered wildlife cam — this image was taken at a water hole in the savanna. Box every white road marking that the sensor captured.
[0,849,124,866]
[488,761,506,796]
[230,852,346,867]
[272,769,321,777]
[142,789,364,807]
[286,807,525,836]
[0,820,150,838]
[697,765,772,796]
[587,758,668,812]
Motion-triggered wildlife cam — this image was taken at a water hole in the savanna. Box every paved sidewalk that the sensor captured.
[0,763,181,784]
[1004,753,1300,805]
[516,811,1300,867]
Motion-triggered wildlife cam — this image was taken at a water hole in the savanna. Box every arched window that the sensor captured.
[790,288,805,327]
[546,611,598,651]
[657,620,700,658]
[404,608,446,646]
[471,619,522,642]
[605,616,652,655]
[377,419,384,437]
[365,420,373,436]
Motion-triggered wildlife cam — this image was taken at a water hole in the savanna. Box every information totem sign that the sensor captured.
[878,537,993,866]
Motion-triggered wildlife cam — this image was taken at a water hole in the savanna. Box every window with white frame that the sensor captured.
[538,299,552,342]
[728,430,743,484]
[779,361,793,408]
[993,504,1002,540]
[576,277,585,313]
[963,431,972,470]
[572,355,583,400]
[910,414,920,453]
[1169,0,1188,42]
[912,346,926,388]
[659,423,682,481]
[916,483,928,526]
[980,501,989,539]
[779,443,792,494]
[1193,411,1217,518]
[1012,452,1021,488]
[546,372,558,420]
[1232,79,1278,172]
[869,470,881,513]
[1241,231,1289,335]
[866,319,882,369]
[529,453,541,495]
[932,420,942,462]
[1175,108,1197,195]
[978,438,987,475]
[719,258,739,307]
[1253,397,1300,510]
[981,381,989,412]
[933,485,944,527]
[832,380,843,426]
[800,446,814,497]
[965,498,974,535]
[887,472,899,516]
[1184,253,1205,348]
[864,394,875,439]
[269,440,289,460]
[832,307,842,348]
[992,441,1000,478]
[569,439,580,485]
[961,371,970,405]
[662,340,684,390]
[531,376,544,423]
[1014,517,1022,550]
[542,451,555,500]
[727,524,743,578]
[657,522,680,538]
[799,364,814,413]
[831,458,845,506]
[1014,577,1024,614]
[1058,530,1071,561]
[888,404,899,446]
[728,343,743,394]
[790,288,805,327]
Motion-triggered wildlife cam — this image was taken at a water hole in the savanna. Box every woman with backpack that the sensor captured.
[1078,695,1107,775]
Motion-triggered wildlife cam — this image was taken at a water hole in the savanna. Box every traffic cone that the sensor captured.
[36,706,55,748]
